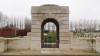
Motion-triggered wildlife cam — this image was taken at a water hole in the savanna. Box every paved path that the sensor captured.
[0,49,100,56]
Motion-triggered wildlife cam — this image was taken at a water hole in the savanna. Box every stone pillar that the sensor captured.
[59,14,70,50]
[31,24,41,50]
[96,37,100,53]
[0,37,4,53]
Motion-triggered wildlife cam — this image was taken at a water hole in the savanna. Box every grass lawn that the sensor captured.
[43,32,56,42]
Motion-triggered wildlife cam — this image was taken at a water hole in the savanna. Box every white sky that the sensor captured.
[0,0,100,21]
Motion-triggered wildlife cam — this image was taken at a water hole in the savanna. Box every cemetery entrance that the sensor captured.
[31,4,69,50]
[41,18,59,48]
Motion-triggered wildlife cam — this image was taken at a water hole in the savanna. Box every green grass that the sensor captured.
[43,32,56,42]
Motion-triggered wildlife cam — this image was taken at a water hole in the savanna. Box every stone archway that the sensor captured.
[31,4,69,50]
[41,18,59,48]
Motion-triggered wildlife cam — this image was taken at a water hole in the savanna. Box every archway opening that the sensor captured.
[41,18,59,48]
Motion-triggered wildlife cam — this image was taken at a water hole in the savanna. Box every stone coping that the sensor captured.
[4,38,23,40]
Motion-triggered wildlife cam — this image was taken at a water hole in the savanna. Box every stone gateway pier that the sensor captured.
[31,4,70,50]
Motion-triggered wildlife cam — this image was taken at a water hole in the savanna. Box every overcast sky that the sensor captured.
[0,0,100,21]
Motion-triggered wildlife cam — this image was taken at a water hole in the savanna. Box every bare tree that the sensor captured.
[70,19,100,32]
[25,17,31,31]
[0,11,8,29]
[0,11,3,20]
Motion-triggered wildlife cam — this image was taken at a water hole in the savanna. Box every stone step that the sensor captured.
[0,54,100,56]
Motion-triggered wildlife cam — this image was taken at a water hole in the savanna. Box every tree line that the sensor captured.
[70,19,100,32]
[1,11,100,32]
[0,11,31,32]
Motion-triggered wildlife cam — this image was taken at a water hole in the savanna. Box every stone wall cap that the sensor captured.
[41,4,59,6]
[0,37,4,42]
[5,38,22,40]
[31,4,69,10]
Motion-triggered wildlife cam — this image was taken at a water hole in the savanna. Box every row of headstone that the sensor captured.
[73,33,100,38]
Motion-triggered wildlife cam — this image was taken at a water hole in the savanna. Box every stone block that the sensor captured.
[31,16,42,21]
[31,37,41,40]
[60,25,69,29]
[7,37,31,50]
[60,37,69,40]
[31,41,41,50]
[42,6,50,10]
[56,10,62,13]
[31,25,41,28]
[43,13,49,18]
[31,21,41,25]
[31,33,41,37]
[43,10,56,13]
[23,36,30,40]
[96,37,100,53]
[57,17,69,22]
[71,46,81,50]
[27,32,31,36]
[60,32,69,37]
[0,42,4,53]
[61,9,69,13]
[43,10,49,13]
[31,29,41,33]
[59,20,69,25]
[59,44,70,50]
[32,14,43,17]
[48,13,55,18]
[60,29,69,32]
[54,14,60,20]
[40,14,47,19]
[60,40,70,44]
[60,14,69,17]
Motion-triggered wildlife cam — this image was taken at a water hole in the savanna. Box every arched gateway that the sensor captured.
[31,4,69,50]
[41,18,59,48]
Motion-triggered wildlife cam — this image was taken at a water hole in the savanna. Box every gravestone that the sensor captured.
[31,4,70,50]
